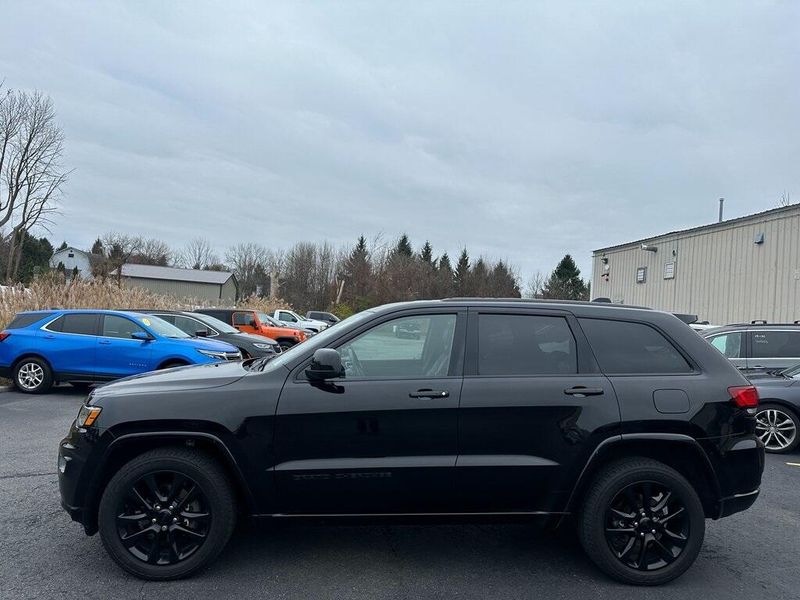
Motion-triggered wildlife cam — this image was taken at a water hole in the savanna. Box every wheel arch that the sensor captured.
[81,431,256,535]
[11,352,53,371]
[756,397,800,417]
[566,434,722,519]
[155,357,190,370]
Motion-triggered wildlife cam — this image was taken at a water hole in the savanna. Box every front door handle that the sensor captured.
[564,386,605,397]
[409,389,450,399]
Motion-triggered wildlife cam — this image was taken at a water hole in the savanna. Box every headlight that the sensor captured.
[76,405,101,428]
[253,343,274,349]
[197,349,228,360]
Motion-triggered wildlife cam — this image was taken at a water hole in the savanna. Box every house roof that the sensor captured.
[111,263,235,286]
[593,202,800,254]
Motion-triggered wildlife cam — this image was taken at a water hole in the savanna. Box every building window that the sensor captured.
[636,267,647,284]
[664,261,675,279]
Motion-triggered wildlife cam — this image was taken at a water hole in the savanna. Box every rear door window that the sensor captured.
[708,332,743,358]
[477,314,577,376]
[8,312,54,329]
[752,330,800,358]
[233,312,256,326]
[49,313,99,336]
[579,318,692,374]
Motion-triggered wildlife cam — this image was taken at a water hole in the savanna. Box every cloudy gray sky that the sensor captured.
[1,1,798,282]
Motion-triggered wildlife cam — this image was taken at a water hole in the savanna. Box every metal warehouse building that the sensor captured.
[591,204,800,325]
[111,264,238,303]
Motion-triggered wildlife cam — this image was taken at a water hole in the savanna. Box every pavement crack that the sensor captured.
[0,471,55,480]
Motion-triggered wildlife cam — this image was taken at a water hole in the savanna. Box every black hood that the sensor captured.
[91,361,248,398]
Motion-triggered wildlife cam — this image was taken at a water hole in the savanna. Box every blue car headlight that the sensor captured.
[196,349,229,360]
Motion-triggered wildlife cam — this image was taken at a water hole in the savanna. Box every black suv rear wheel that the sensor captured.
[98,447,236,580]
[578,458,705,586]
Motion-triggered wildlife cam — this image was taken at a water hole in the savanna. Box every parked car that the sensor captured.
[196,308,307,351]
[744,363,800,453]
[58,299,763,584]
[702,323,800,371]
[134,310,280,358]
[0,309,241,393]
[306,310,339,326]
[271,309,328,333]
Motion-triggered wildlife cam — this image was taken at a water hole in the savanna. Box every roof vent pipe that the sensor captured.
[718,197,724,222]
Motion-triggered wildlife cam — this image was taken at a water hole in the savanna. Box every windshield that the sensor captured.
[779,364,800,378]
[263,309,376,371]
[260,313,287,328]
[192,313,239,334]
[136,315,191,338]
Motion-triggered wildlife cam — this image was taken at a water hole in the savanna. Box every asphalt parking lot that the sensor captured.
[1,388,798,600]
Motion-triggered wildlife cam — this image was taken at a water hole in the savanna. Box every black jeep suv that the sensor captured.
[58,300,764,585]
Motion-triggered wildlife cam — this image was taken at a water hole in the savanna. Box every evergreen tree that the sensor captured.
[91,238,104,256]
[432,252,453,298]
[542,254,589,300]
[419,241,434,266]
[470,257,489,296]
[453,248,471,295]
[57,241,68,251]
[16,234,54,284]
[488,260,521,297]
[342,236,372,310]
[394,234,413,258]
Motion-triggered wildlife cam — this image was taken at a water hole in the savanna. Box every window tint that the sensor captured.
[173,315,214,336]
[8,312,54,329]
[752,331,800,358]
[337,314,457,378]
[102,315,145,339]
[579,318,691,374]
[478,314,577,376]
[233,312,255,326]
[51,313,98,336]
[709,332,743,358]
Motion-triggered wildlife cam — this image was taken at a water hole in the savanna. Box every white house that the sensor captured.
[49,247,95,280]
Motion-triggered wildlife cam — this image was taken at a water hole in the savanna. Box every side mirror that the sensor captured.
[195,329,208,337]
[131,331,152,341]
[306,348,345,381]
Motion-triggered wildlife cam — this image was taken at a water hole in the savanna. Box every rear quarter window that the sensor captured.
[579,318,692,374]
[7,312,54,329]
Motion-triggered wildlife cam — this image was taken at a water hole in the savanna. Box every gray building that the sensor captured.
[111,264,238,303]
[591,204,800,325]
[49,247,98,280]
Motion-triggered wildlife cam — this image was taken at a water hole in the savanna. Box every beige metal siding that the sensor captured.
[121,277,228,303]
[591,206,800,324]
[220,278,237,304]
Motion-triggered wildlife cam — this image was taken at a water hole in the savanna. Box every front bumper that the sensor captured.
[58,423,107,535]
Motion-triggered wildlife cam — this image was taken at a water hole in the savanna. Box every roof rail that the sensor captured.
[751,320,767,324]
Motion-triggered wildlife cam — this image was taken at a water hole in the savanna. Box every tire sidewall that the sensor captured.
[13,357,53,394]
[582,463,705,586]
[756,403,800,453]
[98,452,234,580]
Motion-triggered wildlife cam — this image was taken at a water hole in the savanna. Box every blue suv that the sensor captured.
[0,309,241,393]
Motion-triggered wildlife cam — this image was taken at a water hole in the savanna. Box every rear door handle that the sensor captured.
[409,389,450,399]
[564,386,605,397]
[99,339,112,345]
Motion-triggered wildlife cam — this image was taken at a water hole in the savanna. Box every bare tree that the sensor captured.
[130,238,173,266]
[1,89,68,282]
[179,237,219,270]
[225,242,270,297]
[524,270,546,298]
[779,191,792,207]
[100,232,142,285]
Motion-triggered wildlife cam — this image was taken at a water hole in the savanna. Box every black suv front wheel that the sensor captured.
[98,447,236,580]
[579,458,705,586]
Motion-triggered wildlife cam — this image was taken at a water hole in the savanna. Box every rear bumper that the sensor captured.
[703,434,765,519]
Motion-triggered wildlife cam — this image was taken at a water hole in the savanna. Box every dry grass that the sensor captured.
[0,276,291,329]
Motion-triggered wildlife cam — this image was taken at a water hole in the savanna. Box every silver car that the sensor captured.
[703,324,800,371]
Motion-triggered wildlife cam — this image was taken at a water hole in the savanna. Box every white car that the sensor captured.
[272,309,328,333]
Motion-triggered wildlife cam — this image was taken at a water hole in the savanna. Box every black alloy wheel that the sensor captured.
[579,458,705,586]
[604,481,689,571]
[115,471,211,566]
[98,447,236,580]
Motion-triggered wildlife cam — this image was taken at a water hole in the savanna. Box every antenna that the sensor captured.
[718,197,725,222]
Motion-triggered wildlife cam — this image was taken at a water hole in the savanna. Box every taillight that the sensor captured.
[728,385,759,408]
[0,332,10,342]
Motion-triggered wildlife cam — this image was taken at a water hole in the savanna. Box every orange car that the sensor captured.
[196,309,307,351]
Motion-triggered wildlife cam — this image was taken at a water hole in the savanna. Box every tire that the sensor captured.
[755,403,800,453]
[13,357,53,394]
[158,361,188,370]
[98,447,236,580]
[578,458,705,586]
[278,341,294,352]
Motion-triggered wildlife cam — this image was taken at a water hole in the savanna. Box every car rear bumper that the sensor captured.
[717,488,760,518]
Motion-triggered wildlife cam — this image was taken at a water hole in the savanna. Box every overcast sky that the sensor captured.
[1,1,798,282]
